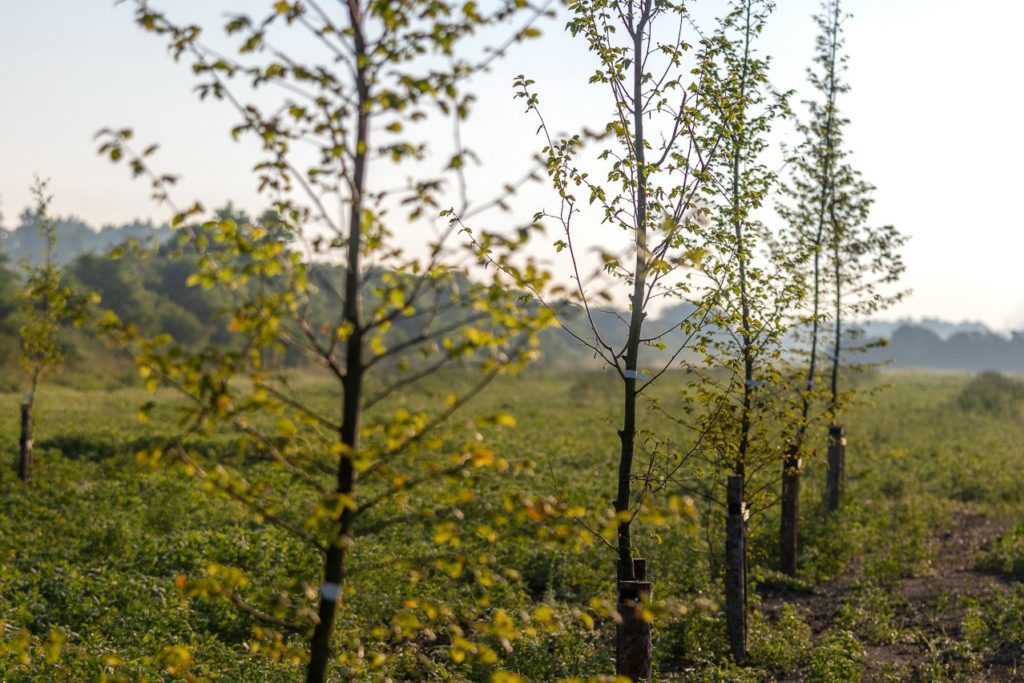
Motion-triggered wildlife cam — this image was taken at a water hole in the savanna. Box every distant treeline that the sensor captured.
[0,206,700,373]
[0,208,1022,375]
[1,210,170,265]
[862,324,1024,373]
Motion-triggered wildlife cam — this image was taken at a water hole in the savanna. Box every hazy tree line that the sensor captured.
[0,209,706,373]
[0,210,169,265]
[863,325,1024,373]
[0,213,1004,379]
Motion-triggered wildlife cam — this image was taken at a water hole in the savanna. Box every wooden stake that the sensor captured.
[825,424,846,512]
[725,475,747,662]
[18,403,32,483]
[616,557,652,680]
[780,445,801,575]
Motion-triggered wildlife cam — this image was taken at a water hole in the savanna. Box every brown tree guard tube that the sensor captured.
[726,475,747,662]
[616,557,652,680]
[825,424,846,512]
[780,444,801,575]
[18,403,32,483]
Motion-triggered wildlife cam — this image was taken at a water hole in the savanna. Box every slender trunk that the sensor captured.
[615,8,652,679]
[825,424,845,512]
[726,1,754,661]
[827,0,843,423]
[306,4,368,679]
[616,558,652,680]
[616,366,639,584]
[781,221,822,572]
[779,444,800,574]
[614,0,651,586]
[825,120,844,512]
[725,475,747,661]
[829,236,841,418]
[732,1,754,476]
[824,215,844,512]
[781,0,841,572]
[18,402,32,483]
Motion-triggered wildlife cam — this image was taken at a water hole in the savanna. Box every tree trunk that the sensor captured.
[615,386,639,582]
[18,403,32,483]
[825,424,845,512]
[614,0,651,624]
[780,445,800,575]
[725,475,747,662]
[306,6,369,676]
[725,3,754,664]
[616,557,652,680]
[306,462,356,682]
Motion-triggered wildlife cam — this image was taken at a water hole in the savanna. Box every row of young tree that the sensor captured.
[515,0,903,673]
[12,0,904,680]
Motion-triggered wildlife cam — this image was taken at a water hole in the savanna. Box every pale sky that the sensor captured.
[1,0,1021,329]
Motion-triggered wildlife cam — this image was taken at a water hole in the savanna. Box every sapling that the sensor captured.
[16,179,65,483]
[515,0,727,675]
[688,0,796,661]
[779,0,906,516]
[97,1,559,680]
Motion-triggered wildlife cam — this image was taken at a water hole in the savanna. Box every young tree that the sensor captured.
[774,0,845,575]
[690,0,794,661]
[516,0,725,676]
[0,195,19,328]
[821,167,905,511]
[15,179,65,483]
[98,1,557,680]
[0,256,18,332]
[780,0,906,516]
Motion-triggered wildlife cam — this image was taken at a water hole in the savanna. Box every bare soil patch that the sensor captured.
[761,508,1018,681]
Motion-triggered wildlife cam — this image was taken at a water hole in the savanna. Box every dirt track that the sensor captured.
[761,508,1020,681]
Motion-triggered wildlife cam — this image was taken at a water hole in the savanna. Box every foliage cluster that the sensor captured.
[955,370,1024,417]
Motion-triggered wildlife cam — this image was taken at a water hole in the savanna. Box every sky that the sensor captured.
[1,0,1022,330]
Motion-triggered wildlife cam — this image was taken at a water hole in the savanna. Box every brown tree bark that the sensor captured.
[306,3,368,678]
[18,403,32,483]
[825,424,845,513]
[725,475,747,662]
[616,557,652,680]
[780,445,801,575]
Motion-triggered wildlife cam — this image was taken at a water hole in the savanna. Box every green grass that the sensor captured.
[1,371,1024,680]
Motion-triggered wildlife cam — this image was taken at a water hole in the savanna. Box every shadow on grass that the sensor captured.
[36,433,242,462]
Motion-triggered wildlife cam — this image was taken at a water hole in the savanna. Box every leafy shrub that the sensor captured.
[835,585,901,645]
[956,371,1024,415]
[807,629,864,682]
[977,524,1024,580]
[655,599,729,671]
[749,604,813,672]
[959,585,1024,667]
[799,503,870,583]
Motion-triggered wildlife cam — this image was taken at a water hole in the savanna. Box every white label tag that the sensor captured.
[320,582,341,602]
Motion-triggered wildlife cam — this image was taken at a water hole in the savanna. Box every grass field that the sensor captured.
[1,371,1024,681]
